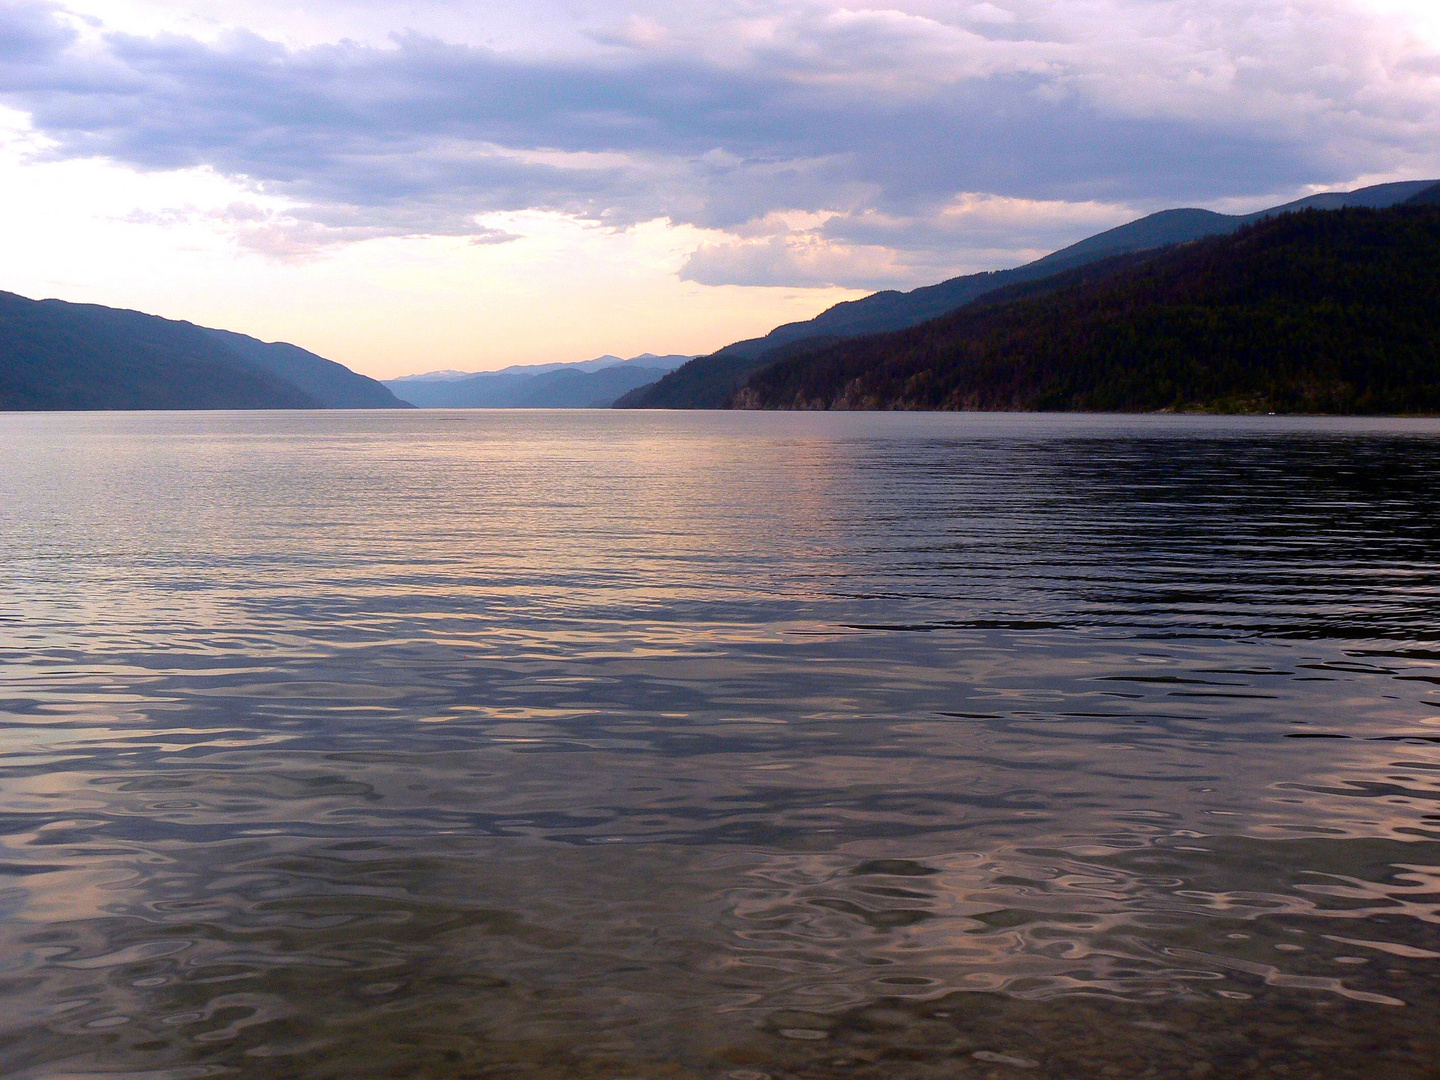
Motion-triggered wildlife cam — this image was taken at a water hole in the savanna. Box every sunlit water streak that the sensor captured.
[0,410,1437,1079]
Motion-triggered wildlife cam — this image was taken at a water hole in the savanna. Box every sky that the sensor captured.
[1,0,1438,378]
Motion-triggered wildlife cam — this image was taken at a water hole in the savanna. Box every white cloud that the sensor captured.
[681,193,1140,288]
[682,231,912,289]
[591,15,670,51]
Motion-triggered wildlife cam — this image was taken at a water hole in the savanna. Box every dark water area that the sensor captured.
[1,410,1437,1080]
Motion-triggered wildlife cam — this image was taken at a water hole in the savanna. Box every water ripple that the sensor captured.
[1,411,1438,1078]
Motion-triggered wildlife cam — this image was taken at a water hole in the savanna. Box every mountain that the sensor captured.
[618,179,1438,409]
[205,329,404,409]
[0,291,408,411]
[1407,181,1440,206]
[386,354,692,408]
[733,202,1440,414]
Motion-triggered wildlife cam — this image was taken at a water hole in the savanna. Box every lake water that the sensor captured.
[1,410,1437,1080]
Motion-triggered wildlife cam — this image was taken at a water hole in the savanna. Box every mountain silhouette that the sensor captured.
[618,180,1438,409]
[733,201,1440,414]
[0,292,408,411]
[387,354,692,408]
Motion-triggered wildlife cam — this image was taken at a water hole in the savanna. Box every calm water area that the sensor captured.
[1,410,1438,1080]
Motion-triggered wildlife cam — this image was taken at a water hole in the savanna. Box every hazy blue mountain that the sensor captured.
[1,292,318,410]
[507,364,674,407]
[386,354,691,407]
[619,179,1438,409]
[736,203,1440,414]
[0,291,407,411]
[205,329,406,408]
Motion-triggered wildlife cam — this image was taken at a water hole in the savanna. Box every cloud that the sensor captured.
[819,193,1133,255]
[590,15,670,51]
[682,232,912,290]
[0,0,1437,285]
[681,194,1140,288]
[119,199,521,259]
[0,1,72,62]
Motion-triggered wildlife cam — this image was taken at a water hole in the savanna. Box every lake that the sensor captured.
[1,410,1437,1079]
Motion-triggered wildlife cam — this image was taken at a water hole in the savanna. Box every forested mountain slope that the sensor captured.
[206,329,405,408]
[619,179,1437,409]
[734,204,1440,414]
[0,292,407,410]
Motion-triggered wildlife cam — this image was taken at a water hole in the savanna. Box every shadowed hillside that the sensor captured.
[0,293,408,411]
[735,203,1440,414]
[618,180,1437,409]
[206,329,405,409]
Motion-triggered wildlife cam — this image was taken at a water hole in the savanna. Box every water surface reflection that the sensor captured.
[1,411,1437,1078]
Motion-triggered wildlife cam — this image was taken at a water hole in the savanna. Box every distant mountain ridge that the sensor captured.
[618,179,1438,408]
[734,198,1440,414]
[390,354,682,384]
[386,354,692,408]
[0,292,408,411]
